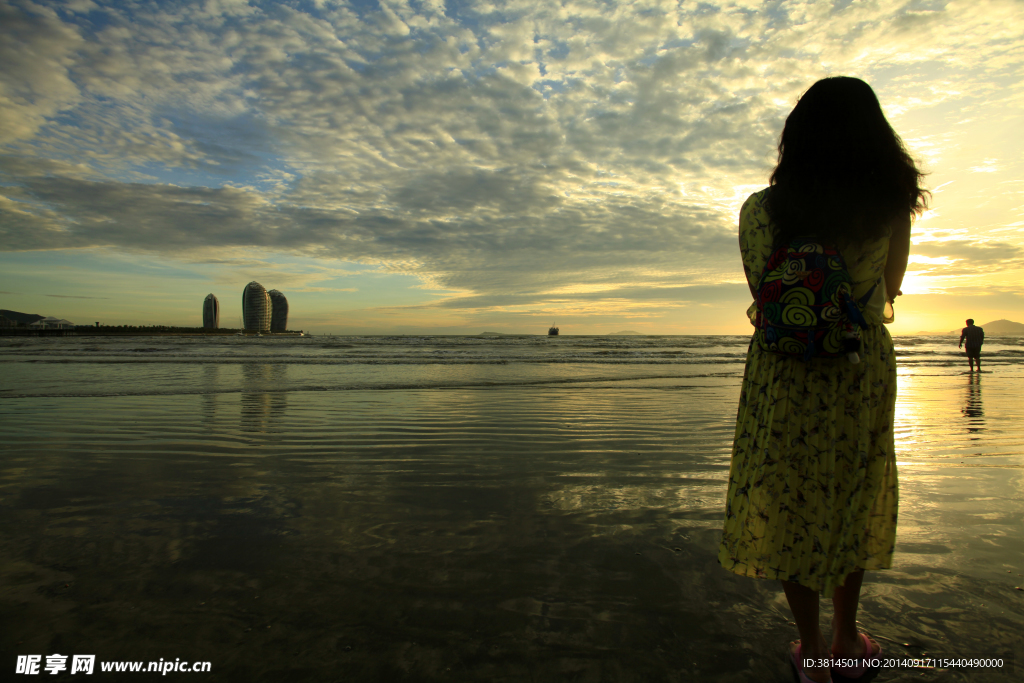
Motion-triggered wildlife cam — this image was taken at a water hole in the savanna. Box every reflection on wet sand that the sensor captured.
[962,373,984,435]
[202,364,219,425]
[0,370,1021,681]
[883,368,1021,681]
[240,364,288,434]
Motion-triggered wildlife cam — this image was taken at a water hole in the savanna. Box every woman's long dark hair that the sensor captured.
[767,77,929,246]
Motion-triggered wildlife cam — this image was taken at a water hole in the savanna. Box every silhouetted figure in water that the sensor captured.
[959,319,984,372]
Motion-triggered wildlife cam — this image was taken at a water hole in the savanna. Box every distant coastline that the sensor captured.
[4,308,1022,338]
[915,319,1024,336]
[1,328,305,337]
[0,309,302,336]
[951,319,1024,335]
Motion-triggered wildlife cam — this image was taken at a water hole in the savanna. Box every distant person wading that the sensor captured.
[717,76,929,683]
[959,319,985,372]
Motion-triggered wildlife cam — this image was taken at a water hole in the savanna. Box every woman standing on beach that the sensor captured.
[718,77,928,683]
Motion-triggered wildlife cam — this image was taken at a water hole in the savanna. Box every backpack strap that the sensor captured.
[857,278,880,307]
[845,276,882,329]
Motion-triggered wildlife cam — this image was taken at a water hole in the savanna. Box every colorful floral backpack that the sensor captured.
[754,239,877,363]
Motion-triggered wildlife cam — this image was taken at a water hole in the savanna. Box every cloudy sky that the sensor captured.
[1,0,1021,334]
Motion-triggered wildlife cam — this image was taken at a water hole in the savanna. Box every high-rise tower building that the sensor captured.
[202,293,220,329]
[269,289,288,332]
[242,282,271,332]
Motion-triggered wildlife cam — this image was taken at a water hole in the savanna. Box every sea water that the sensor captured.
[2,334,1021,398]
[1,334,1021,681]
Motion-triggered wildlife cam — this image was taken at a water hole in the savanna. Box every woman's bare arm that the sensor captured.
[740,214,759,301]
[884,213,912,300]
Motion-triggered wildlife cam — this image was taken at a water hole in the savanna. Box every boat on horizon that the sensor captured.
[548,324,559,336]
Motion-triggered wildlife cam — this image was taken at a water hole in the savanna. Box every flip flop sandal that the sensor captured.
[831,633,881,681]
[790,641,833,683]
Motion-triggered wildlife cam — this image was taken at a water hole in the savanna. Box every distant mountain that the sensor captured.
[974,319,1015,335]
[477,331,509,336]
[979,319,1024,335]
[608,330,643,335]
[945,319,1024,335]
[0,309,45,325]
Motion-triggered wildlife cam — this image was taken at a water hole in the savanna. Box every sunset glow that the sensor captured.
[1,0,1021,335]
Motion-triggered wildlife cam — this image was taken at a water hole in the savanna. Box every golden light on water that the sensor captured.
[893,370,922,453]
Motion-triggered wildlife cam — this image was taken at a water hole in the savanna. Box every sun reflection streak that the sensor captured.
[894,370,923,453]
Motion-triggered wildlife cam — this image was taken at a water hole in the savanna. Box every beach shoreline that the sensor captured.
[1,337,1021,681]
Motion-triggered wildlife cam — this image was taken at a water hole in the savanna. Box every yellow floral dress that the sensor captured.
[717,188,898,597]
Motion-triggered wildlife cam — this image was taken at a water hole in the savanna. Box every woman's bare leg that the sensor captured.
[782,581,830,683]
[831,570,863,654]
[831,570,878,657]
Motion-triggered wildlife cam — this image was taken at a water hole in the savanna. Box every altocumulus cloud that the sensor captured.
[1,0,1023,318]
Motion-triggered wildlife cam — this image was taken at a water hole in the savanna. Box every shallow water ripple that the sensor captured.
[0,335,1021,681]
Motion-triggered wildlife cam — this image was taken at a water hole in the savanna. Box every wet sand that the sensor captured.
[1,370,1021,681]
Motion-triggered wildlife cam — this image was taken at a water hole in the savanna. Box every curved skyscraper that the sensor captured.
[202,293,219,329]
[242,282,271,332]
[269,289,288,332]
